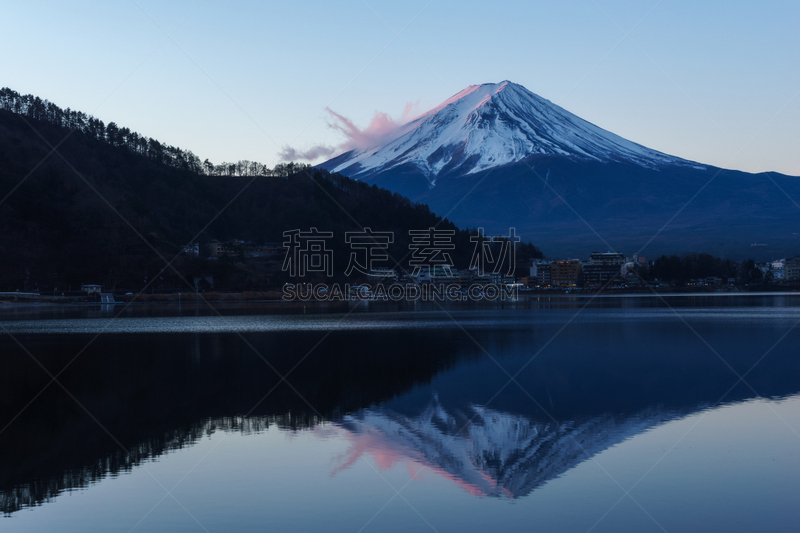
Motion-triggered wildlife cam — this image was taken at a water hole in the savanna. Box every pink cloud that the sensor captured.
[401,100,421,122]
[279,102,423,162]
[326,107,406,151]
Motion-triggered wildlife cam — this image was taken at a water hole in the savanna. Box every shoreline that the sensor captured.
[1,290,799,308]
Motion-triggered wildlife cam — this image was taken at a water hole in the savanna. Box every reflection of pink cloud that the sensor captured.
[330,431,407,477]
[329,425,511,498]
[279,102,423,162]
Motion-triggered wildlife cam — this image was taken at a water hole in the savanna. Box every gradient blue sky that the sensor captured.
[2,0,799,174]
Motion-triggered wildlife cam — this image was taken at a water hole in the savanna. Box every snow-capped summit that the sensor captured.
[319,81,800,259]
[325,81,697,181]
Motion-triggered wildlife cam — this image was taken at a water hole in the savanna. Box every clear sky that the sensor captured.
[2,0,799,175]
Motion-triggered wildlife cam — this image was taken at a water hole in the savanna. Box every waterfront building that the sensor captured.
[785,257,800,281]
[206,240,223,257]
[771,259,786,280]
[591,252,625,265]
[583,252,625,287]
[534,262,551,288]
[550,260,581,287]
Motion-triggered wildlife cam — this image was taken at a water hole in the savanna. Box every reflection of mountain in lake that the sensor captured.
[3,306,800,514]
[335,399,685,499]
[1,401,692,514]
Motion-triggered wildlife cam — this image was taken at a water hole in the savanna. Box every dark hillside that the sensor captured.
[1,109,536,292]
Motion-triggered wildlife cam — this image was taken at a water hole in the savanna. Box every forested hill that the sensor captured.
[0,87,302,177]
[0,99,541,293]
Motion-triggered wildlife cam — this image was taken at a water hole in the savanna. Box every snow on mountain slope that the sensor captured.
[334,399,683,498]
[328,81,701,181]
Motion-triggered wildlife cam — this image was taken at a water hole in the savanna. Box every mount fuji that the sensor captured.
[320,81,800,258]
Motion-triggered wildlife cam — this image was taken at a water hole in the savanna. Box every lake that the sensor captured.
[1,295,799,532]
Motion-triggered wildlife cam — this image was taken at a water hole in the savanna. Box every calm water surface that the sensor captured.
[1,295,799,532]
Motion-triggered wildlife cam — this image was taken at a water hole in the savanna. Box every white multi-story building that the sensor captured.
[771,259,786,280]
[785,257,800,281]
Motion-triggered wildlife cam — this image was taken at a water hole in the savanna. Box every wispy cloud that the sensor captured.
[278,144,338,162]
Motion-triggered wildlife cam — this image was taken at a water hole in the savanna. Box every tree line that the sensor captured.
[641,253,768,285]
[0,87,309,177]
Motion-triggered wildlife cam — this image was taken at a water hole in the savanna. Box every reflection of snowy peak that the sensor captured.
[337,400,680,498]
[327,81,698,181]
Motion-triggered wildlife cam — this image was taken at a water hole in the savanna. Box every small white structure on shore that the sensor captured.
[81,284,102,295]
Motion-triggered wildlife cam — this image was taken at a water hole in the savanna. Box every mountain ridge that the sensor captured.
[324,81,703,183]
[320,82,800,258]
